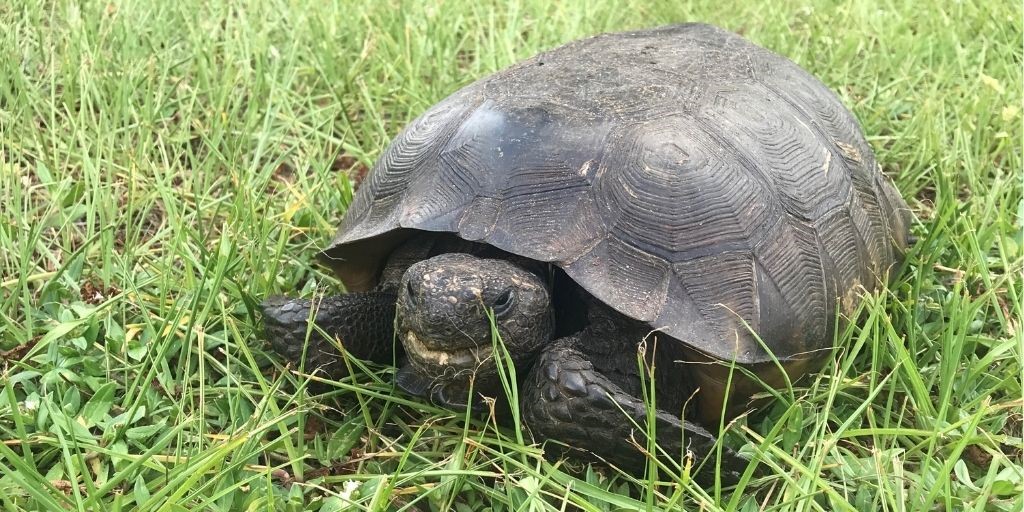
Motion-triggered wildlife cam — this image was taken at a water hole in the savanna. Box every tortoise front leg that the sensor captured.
[261,292,399,379]
[521,335,748,484]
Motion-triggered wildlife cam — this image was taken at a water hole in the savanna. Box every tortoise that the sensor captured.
[262,23,911,478]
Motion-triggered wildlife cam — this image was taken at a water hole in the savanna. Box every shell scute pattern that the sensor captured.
[323,23,910,364]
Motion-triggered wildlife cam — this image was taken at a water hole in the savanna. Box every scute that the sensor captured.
[672,251,759,352]
[752,220,829,355]
[595,115,782,262]
[320,23,910,365]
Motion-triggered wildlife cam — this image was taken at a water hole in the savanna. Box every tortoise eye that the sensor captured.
[491,289,516,317]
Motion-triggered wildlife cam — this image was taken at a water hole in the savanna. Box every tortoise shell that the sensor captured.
[320,23,911,366]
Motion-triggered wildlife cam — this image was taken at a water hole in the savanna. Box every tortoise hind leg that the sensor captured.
[520,333,747,484]
[261,291,398,379]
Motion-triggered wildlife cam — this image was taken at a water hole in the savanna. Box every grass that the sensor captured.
[0,0,1020,510]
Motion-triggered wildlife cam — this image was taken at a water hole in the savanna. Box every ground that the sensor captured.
[0,1,1021,511]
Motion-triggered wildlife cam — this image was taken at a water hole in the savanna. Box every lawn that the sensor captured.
[0,0,1021,510]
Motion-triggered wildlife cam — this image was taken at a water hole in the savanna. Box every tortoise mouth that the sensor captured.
[402,330,493,373]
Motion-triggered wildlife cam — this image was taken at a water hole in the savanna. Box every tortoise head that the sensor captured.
[395,253,554,407]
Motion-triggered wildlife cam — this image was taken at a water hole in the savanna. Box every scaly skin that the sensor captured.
[522,337,746,484]
[261,292,398,379]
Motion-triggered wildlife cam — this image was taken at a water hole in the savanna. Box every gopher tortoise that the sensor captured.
[262,23,911,479]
